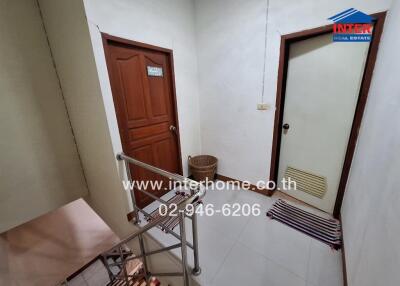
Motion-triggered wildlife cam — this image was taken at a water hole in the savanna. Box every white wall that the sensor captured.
[38,0,134,237]
[0,0,88,232]
[194,0,391,184]
[341,1,400,285]
[83,0,202,177]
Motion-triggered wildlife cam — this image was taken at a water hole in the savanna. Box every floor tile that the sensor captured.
[238,212,312,279]
[232,188,274,209]
[197,208,251,241]
[177,223,237,285]
[81,259,109,286]
[202,188,233,208]
[68,274,87,286]
[197,186,273,240]
[212,241,306,286]
[307,240,343,286]
[137,184,342,286]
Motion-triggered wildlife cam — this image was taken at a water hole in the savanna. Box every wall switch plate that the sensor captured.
[257,103,269,110]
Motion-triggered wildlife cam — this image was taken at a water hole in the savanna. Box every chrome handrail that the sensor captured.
[101,152,205,286]
[117,153,200,187]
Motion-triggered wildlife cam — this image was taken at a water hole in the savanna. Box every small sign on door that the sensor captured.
[147,66,163,77]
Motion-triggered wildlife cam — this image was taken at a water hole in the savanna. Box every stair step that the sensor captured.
[147,191,202,232]
[110,276,160,286]
[124,257,143,275]
[105,247,160,286]
[110,278,148,286]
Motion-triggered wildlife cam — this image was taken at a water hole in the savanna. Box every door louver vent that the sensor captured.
[284,166,327,198]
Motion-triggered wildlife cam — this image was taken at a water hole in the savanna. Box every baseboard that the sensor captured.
[216,174,274,196]
[340,214,348,286]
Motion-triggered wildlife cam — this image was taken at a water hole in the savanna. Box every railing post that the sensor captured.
[100,254,114,282]
[191,189,201,276]
[179,212,190,286]
[119,245,129,285]
[138,233,150,282]
[122,155,140,225]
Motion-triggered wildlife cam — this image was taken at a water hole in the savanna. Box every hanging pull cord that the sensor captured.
[261,0,270,104]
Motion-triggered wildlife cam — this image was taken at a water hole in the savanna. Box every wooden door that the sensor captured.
[103,35,182,208]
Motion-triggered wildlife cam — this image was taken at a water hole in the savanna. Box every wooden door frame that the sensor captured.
[269,12,386,218]
[102,33,184,175]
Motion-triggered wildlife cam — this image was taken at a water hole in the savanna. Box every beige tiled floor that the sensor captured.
[144,183,343,286]
[68,260,110,286]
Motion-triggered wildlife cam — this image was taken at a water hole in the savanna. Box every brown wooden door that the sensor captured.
[103,35,182,208]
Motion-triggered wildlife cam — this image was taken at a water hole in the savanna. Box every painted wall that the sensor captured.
[341,1,400,285]
[194,0,392,184]
[0,0,87,232]
[38,0,133,237]
[83,0,202,177]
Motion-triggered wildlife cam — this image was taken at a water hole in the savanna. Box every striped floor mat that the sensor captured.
[267,199,342,249]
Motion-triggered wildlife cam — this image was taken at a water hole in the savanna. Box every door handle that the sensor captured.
[169,125,177,133]
[283,123,290,130]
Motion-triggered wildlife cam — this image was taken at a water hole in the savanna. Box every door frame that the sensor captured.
[269,12,386,218]
[102,33,184,175]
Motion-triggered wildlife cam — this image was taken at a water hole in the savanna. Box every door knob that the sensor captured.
[283,123,290,130]
[169,125,177,132]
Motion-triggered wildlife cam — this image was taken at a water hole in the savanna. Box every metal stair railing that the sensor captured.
[101,153,206,286]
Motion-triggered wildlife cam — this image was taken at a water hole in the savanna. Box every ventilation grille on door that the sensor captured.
[284,166,327,198]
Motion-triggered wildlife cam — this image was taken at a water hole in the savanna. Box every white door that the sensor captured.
[277,33,370,213]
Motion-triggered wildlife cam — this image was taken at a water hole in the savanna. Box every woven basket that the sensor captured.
[188,155,218,182]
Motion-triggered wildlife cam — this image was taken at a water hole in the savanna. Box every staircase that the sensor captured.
[59,154,204,286]
[100,153,205,286]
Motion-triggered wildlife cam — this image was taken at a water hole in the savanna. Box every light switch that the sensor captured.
[257,103,270,110]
